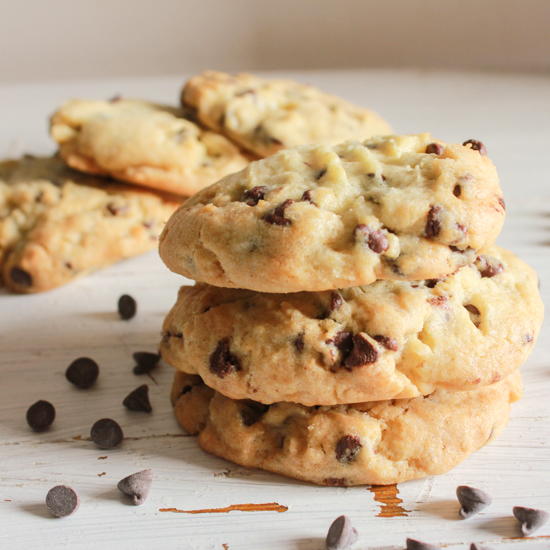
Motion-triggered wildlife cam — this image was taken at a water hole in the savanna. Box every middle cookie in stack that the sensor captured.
[159,133,543,486]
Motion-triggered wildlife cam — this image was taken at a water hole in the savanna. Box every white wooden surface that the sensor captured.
[0,70,549,550]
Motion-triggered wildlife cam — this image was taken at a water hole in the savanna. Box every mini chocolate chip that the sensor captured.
[453,184,462,197]
[118,294,137,320]
[263,199,294,226]
[123,385,152,413]
[117,469,153,505]
[243,186,268,206]
[45,485,79,517]
[240,401,269,426]
[523,333,534,344]
[90,418,124,449]
[301,189,315,204]
[498,197,506,210]
[475,256,504,278]
[456,485,492,518]
[133,352,160,375]
[425,205,443,238]
[373,335,398,351]
[381,174,387,181]
[513,506,549,536]
[406,539,441,550]
[10,267,32,287]
[425,279,439,288]
[330,291,343,312]
[355,224,389,253]
[343,334,378,369]
[463,139,487,155]
[325,515,358,550]
[428,295,447,306]
[367,172,375,178]
[293,333,305,353]
[26,400,55,432]
[316,168,327,180]
[425,143,444,155]
[464,304,480,315]
[209,338,241,378]
[66,357,99,389]
[106,203,129,216]
[335,435,362,463]
[324,477,347,486]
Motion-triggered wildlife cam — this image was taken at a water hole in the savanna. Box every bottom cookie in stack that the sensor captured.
[171,371,522,486]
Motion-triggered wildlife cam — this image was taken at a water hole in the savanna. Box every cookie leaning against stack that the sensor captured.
[160,133,542,486]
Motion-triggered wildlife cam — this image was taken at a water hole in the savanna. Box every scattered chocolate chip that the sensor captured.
[463,139,487,155]
[123,385,152,413]
[293,333,305,353]
[301,189,315,204]
[243,186,268,206]
[45,485,79,517]
[355,224,389,253]
[118,294,137,320]
[425,205,443,238]
[456,485,492,518]
[240,401,269,426]
[133,352,160,375]
[335,435,362,463]
[90,418,123,449]
[117,469,153,505]
[470,544,494,550]
[263,199,294,226]
[453,184,462,197]
[475,256,504,278]
[324,477,347,487]
[209,338,241,378]
[106,203,129,216]
[425,143,444,155]
[498,197,506,210]
[316,168,327,180]
[406,539,441,550]
[325,515,358,550]
[343,334,378,369]
[26,400,55,432]
[373,335,398,351]
[65,357,99,389]
[513,506,549,536]
[10,267,32,287]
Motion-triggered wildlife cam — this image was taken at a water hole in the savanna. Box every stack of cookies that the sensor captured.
[1,71,389,293]
[160,133,543,486]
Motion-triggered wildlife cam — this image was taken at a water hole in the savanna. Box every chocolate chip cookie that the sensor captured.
[160,246,541,405]
[171,371,521,486]
[0,156,179,293]
[181,71,391,157]
[50,98,249,196]
[160,134,505,293]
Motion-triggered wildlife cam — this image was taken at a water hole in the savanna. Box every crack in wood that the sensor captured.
[159,502,288,514]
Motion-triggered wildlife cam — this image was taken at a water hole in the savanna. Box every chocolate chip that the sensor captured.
[330,291,343,313]
[90,418,123,449]
[45,485,80,517]
[475,256,504,278]
[316,168,327,180]
[10,267,32,287]
[263,199,294,226]
[469,544,494,550]
[343,334,378,369]
[425,205,442,238]
[117,469,153,505]
[132,352,160,375]
[65,357,99,389]
[373,335,398,351]
[453,184,462,197]
[329,331,354,358]
[406,539,441,550]
[425,279,439,288]
[355,224,389,253]
[240,401,269,426]
[243,186,268,206]
[324,477,347,486]
[293,333,305,353]
[428,295,447,306]
[513,506,549,535]
[464,304,480,315]
[109,94,122,103]
[26,400,55,432]
[122,385,152,413]
[325,515,358,550]
[498,197,506,210]
[118,294,137,320]
[463,139,487,155]
[335,435,362,463]
[425,143,444,155]
[301,189,315,204]
[106,203,129,216]
[456,485,492,518]
[209,338,241,378]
